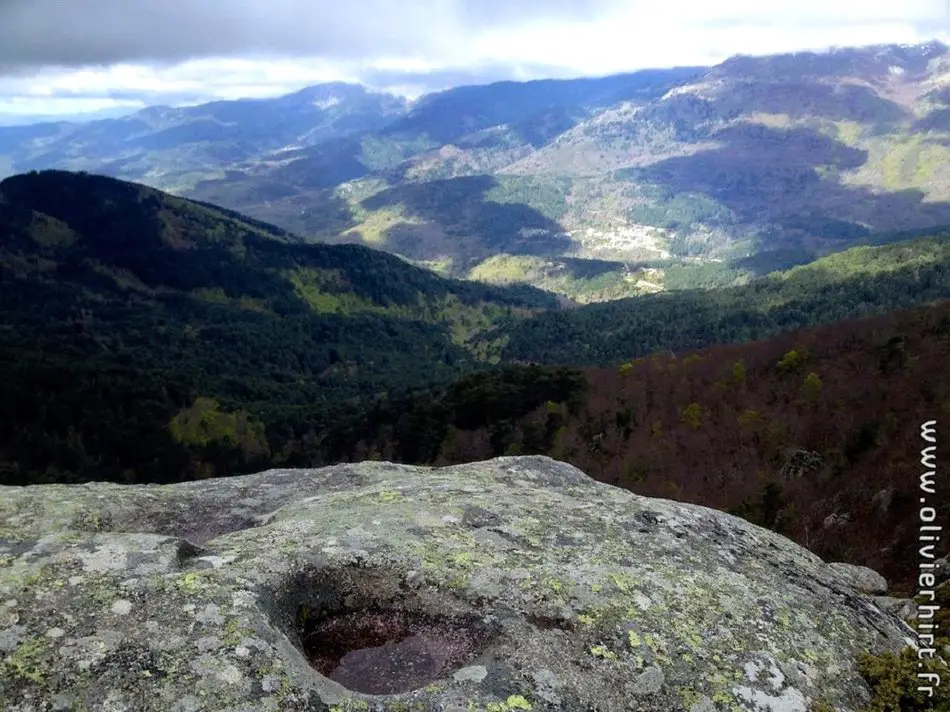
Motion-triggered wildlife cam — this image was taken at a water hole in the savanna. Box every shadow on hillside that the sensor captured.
[631,84,907,146]
[711,82,907,127]
[915,107,950,132]
[184,137,378,239]
[189,137,368,196]
[377,107,589,186]
[360,175,572,263]
[134,120,233,151]
[378,69,701,146]
[0,123,67,156]
[267,139,369,189]
[559,257,629,278]
[929,86,950,103]
[470,106,585,150]
[188,174,360,240]
[635,123,950,255]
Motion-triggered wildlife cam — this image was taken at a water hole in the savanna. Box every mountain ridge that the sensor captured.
[4,41,950,302]
[0,169,556,485]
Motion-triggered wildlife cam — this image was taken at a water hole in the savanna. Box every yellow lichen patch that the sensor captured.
[712,689,735,706]
[607,573,637,593]
[577,611,599,626]
[489,696,533,711]
[589,644,619,661]
[2,636,48,685]
[678,687,703,709]
[410,526,499,592]
[222,618,255,647]
[175,571,208,593]
[72,509,107,532]
[329,699,370,712]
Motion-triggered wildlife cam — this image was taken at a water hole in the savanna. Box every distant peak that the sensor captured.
[283,82,366,101]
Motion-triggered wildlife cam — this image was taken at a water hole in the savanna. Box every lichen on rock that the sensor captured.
[0,456,913,711]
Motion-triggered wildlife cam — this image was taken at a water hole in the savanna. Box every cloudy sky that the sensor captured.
[0,0,947,123]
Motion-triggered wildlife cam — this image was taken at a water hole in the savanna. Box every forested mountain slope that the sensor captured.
[318,301,950,594]
[6,172,950,487]
[0,84,408,192]
[495,230,950,365]
[4,170,948,596]
[0,170,555,485]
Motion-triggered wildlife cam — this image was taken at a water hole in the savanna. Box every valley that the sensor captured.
[0,170,556,485]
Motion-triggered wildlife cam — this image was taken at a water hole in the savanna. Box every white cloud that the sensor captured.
[0,0,947,118]
[465,1,946,75]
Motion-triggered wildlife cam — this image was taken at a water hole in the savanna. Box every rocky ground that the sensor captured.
[0,456,917,711]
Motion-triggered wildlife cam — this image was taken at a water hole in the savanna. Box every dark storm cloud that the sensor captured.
[0,0,615,70]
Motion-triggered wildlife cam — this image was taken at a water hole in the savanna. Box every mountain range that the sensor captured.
[5,41,950,301]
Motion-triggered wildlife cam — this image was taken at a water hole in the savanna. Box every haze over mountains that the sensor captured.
[5,41,950,302]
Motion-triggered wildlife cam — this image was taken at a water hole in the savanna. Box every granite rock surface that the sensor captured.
[0,456,915,711]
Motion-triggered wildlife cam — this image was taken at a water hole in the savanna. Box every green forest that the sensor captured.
[319,301,950,596]
[0,170,555,485]
[497,232,950,365]
[4,170,950,509]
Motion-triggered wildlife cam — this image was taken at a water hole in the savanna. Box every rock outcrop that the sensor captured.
[825,563,889,596]
[0,456,914,711]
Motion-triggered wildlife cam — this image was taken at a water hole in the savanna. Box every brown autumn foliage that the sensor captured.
[349,302,950,595]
